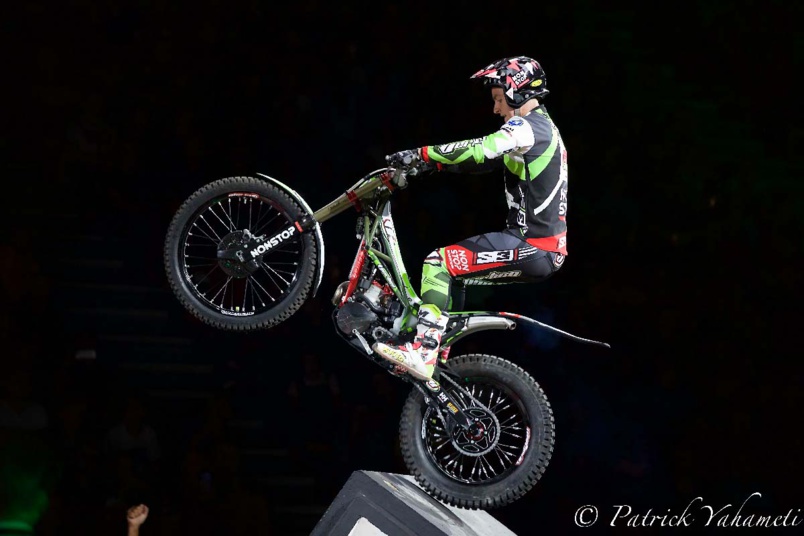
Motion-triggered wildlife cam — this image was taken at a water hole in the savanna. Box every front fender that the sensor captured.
[256,173,325,297]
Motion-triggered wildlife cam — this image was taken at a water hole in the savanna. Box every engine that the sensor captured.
[333,280,404,341]
[335,301,378,335]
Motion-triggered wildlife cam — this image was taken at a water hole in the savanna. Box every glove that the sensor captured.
[385,148,421,189]
[385,148,421,171]
[386,148,441,188]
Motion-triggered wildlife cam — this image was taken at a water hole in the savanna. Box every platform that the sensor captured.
[310,470,518,536]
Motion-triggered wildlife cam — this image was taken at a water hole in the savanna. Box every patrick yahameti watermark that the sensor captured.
[574,492,801,528]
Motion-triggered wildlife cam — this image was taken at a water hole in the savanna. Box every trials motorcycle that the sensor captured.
[163,164,609,509]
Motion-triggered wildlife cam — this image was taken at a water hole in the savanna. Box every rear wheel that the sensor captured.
[164,176,317,331]
[399,354,555,509]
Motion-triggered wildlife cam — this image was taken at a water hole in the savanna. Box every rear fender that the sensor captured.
[442,311,611,349]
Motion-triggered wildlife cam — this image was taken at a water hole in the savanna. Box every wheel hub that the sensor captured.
[450,407,500,456]
[467,421,486,440]
[218,230,259,278]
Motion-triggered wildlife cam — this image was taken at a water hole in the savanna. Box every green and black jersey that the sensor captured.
[421,106,568,255]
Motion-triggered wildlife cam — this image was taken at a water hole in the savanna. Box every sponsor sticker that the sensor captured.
[476,249,516,264]
[446,248,469,272]
[474,270,522,280]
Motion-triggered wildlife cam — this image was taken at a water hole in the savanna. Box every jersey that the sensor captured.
[420,106,568,255]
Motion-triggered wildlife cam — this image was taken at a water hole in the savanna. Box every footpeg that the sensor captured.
[352,329,373,354]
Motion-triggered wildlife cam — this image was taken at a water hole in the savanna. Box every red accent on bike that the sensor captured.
[294,221,303,233]
[380,172,395,191]
[346,190,362,212]
[341,239,367,306]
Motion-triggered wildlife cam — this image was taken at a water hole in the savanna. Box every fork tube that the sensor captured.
[313,177,383,223]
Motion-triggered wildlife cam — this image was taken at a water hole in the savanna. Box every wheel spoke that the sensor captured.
[261,263,290,286]
[253,212,283,236]
[190,263,221,288]
[221,199,238,230]
[197,215,223,242]
[209,276,232,305]
[248,203,273,233]
[210,204,233,232]
[188,228,218,243]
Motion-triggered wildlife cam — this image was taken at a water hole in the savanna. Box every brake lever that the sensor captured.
[392,167,409,189]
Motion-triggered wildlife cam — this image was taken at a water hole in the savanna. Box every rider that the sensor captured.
[372,55,568,381]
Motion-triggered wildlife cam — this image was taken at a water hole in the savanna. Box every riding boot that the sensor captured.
[373,304,449,380]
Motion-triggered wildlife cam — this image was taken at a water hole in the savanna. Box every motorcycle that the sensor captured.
[163,164,610,509]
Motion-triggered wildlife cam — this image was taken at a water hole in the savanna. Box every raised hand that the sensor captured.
[127,504,149,527]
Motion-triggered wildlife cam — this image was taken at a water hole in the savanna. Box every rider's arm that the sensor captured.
[421,117,535,173]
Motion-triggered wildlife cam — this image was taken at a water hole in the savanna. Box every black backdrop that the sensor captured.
[3,0,802,534]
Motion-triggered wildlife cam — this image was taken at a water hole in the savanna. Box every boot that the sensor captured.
[373,304,449,380]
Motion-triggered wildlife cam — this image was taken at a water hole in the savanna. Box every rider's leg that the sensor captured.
[425,229,563,362]
[420,229,562,312]
[446,229,564,286]
[373,230,563,380]
[372,250,452,380]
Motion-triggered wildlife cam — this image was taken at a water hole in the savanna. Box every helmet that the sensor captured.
[470,56,549,108]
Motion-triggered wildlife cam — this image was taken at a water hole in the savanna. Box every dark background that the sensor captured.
[2,0,802,534]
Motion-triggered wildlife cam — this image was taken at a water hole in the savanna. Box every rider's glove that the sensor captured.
[385,148,421,188]
[385,148,421,171]
[386,147,443,188]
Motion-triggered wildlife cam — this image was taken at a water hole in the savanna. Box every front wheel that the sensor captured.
[399,354,555,509]
[163,176,317,331]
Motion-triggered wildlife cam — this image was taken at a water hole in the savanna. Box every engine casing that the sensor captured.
[335,301,378,335]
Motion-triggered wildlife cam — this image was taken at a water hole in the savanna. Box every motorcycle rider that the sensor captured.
[372,56,569,381]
